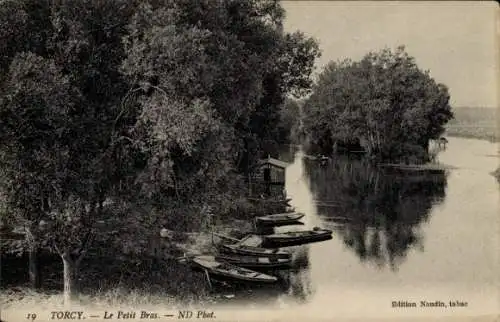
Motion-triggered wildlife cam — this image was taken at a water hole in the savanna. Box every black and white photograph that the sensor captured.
[0,1,498,321]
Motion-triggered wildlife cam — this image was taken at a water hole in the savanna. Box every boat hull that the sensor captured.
[255,213,305,226]
[214,255,292,270]
[190,256,278,284]
[263,230,333,247]
[219,244,291,259]
[247,197,292,206]
[204,270,278,284]
[256,218,303,226]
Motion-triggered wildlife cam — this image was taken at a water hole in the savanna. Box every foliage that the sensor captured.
[0,0,320,301]
[0,0,144,302]
[276,98,303,144]
[244,30,320,164]
[303,46,453,163]
[120,0,320,174]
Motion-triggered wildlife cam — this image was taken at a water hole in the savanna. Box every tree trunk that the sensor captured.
[61,252,79,305]
[423,140,429,153]
[28,246,41,289]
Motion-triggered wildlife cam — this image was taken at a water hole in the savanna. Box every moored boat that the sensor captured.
[234,234,265,247]
[263,227,333,246]
[214,253,292,269]
[219,243,291,259]
[255,212,305,225]
[247,197,292,205]
[190,255,278,284]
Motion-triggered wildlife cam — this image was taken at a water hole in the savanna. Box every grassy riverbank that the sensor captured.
[0,199,278,309]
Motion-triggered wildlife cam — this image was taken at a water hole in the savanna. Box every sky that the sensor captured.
[282,1,498,108]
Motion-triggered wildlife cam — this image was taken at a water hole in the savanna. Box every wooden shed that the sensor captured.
[249,156,289,198]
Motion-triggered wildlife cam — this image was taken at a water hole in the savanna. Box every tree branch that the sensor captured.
[86,22,127,37]
[53,241,63,257]
[75,231,94,267]
[113,85,143,131]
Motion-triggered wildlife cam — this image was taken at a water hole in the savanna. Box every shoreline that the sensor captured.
[445,134,500,181]
[0,218,258,309]
[445,132,499,143]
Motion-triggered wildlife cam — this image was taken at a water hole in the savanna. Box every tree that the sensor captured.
[303,46,453,162]
[244,30,320,167]
[121,0,320,175]
[275,98,302,144]
[0,0,139,303]
[0,0,320,303]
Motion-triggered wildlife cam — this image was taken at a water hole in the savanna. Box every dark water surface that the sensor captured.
[220,137,499,318]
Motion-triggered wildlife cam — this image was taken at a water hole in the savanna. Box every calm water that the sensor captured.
[222,137,499,319]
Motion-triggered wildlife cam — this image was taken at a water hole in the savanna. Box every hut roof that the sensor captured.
[258,156,289,169]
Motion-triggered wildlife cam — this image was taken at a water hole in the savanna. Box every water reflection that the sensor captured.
[223,148,451,305]
[252,226,314,302]
[273,245,313,302]
[304,156,448,271]
[219,138,497,315]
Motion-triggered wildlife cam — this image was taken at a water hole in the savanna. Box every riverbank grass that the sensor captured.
[0,216,258,312]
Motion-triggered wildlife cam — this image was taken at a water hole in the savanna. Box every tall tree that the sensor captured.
[0,0,138,302]
[0,0,320,302]
[244,30,320,167]
[121,0,320,176]
[303,46,453,162]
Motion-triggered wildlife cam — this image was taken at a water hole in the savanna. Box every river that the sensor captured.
[219,136,499,320]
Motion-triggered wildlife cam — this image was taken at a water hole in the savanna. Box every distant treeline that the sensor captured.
[445,107,498,142]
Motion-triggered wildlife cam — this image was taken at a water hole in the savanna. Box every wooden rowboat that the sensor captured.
[247,197,292,205]
[219,244,291,259]
[256,212,305,225]
[190,256,278,284]
[263,227,333,245]
[214,254,292,269]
